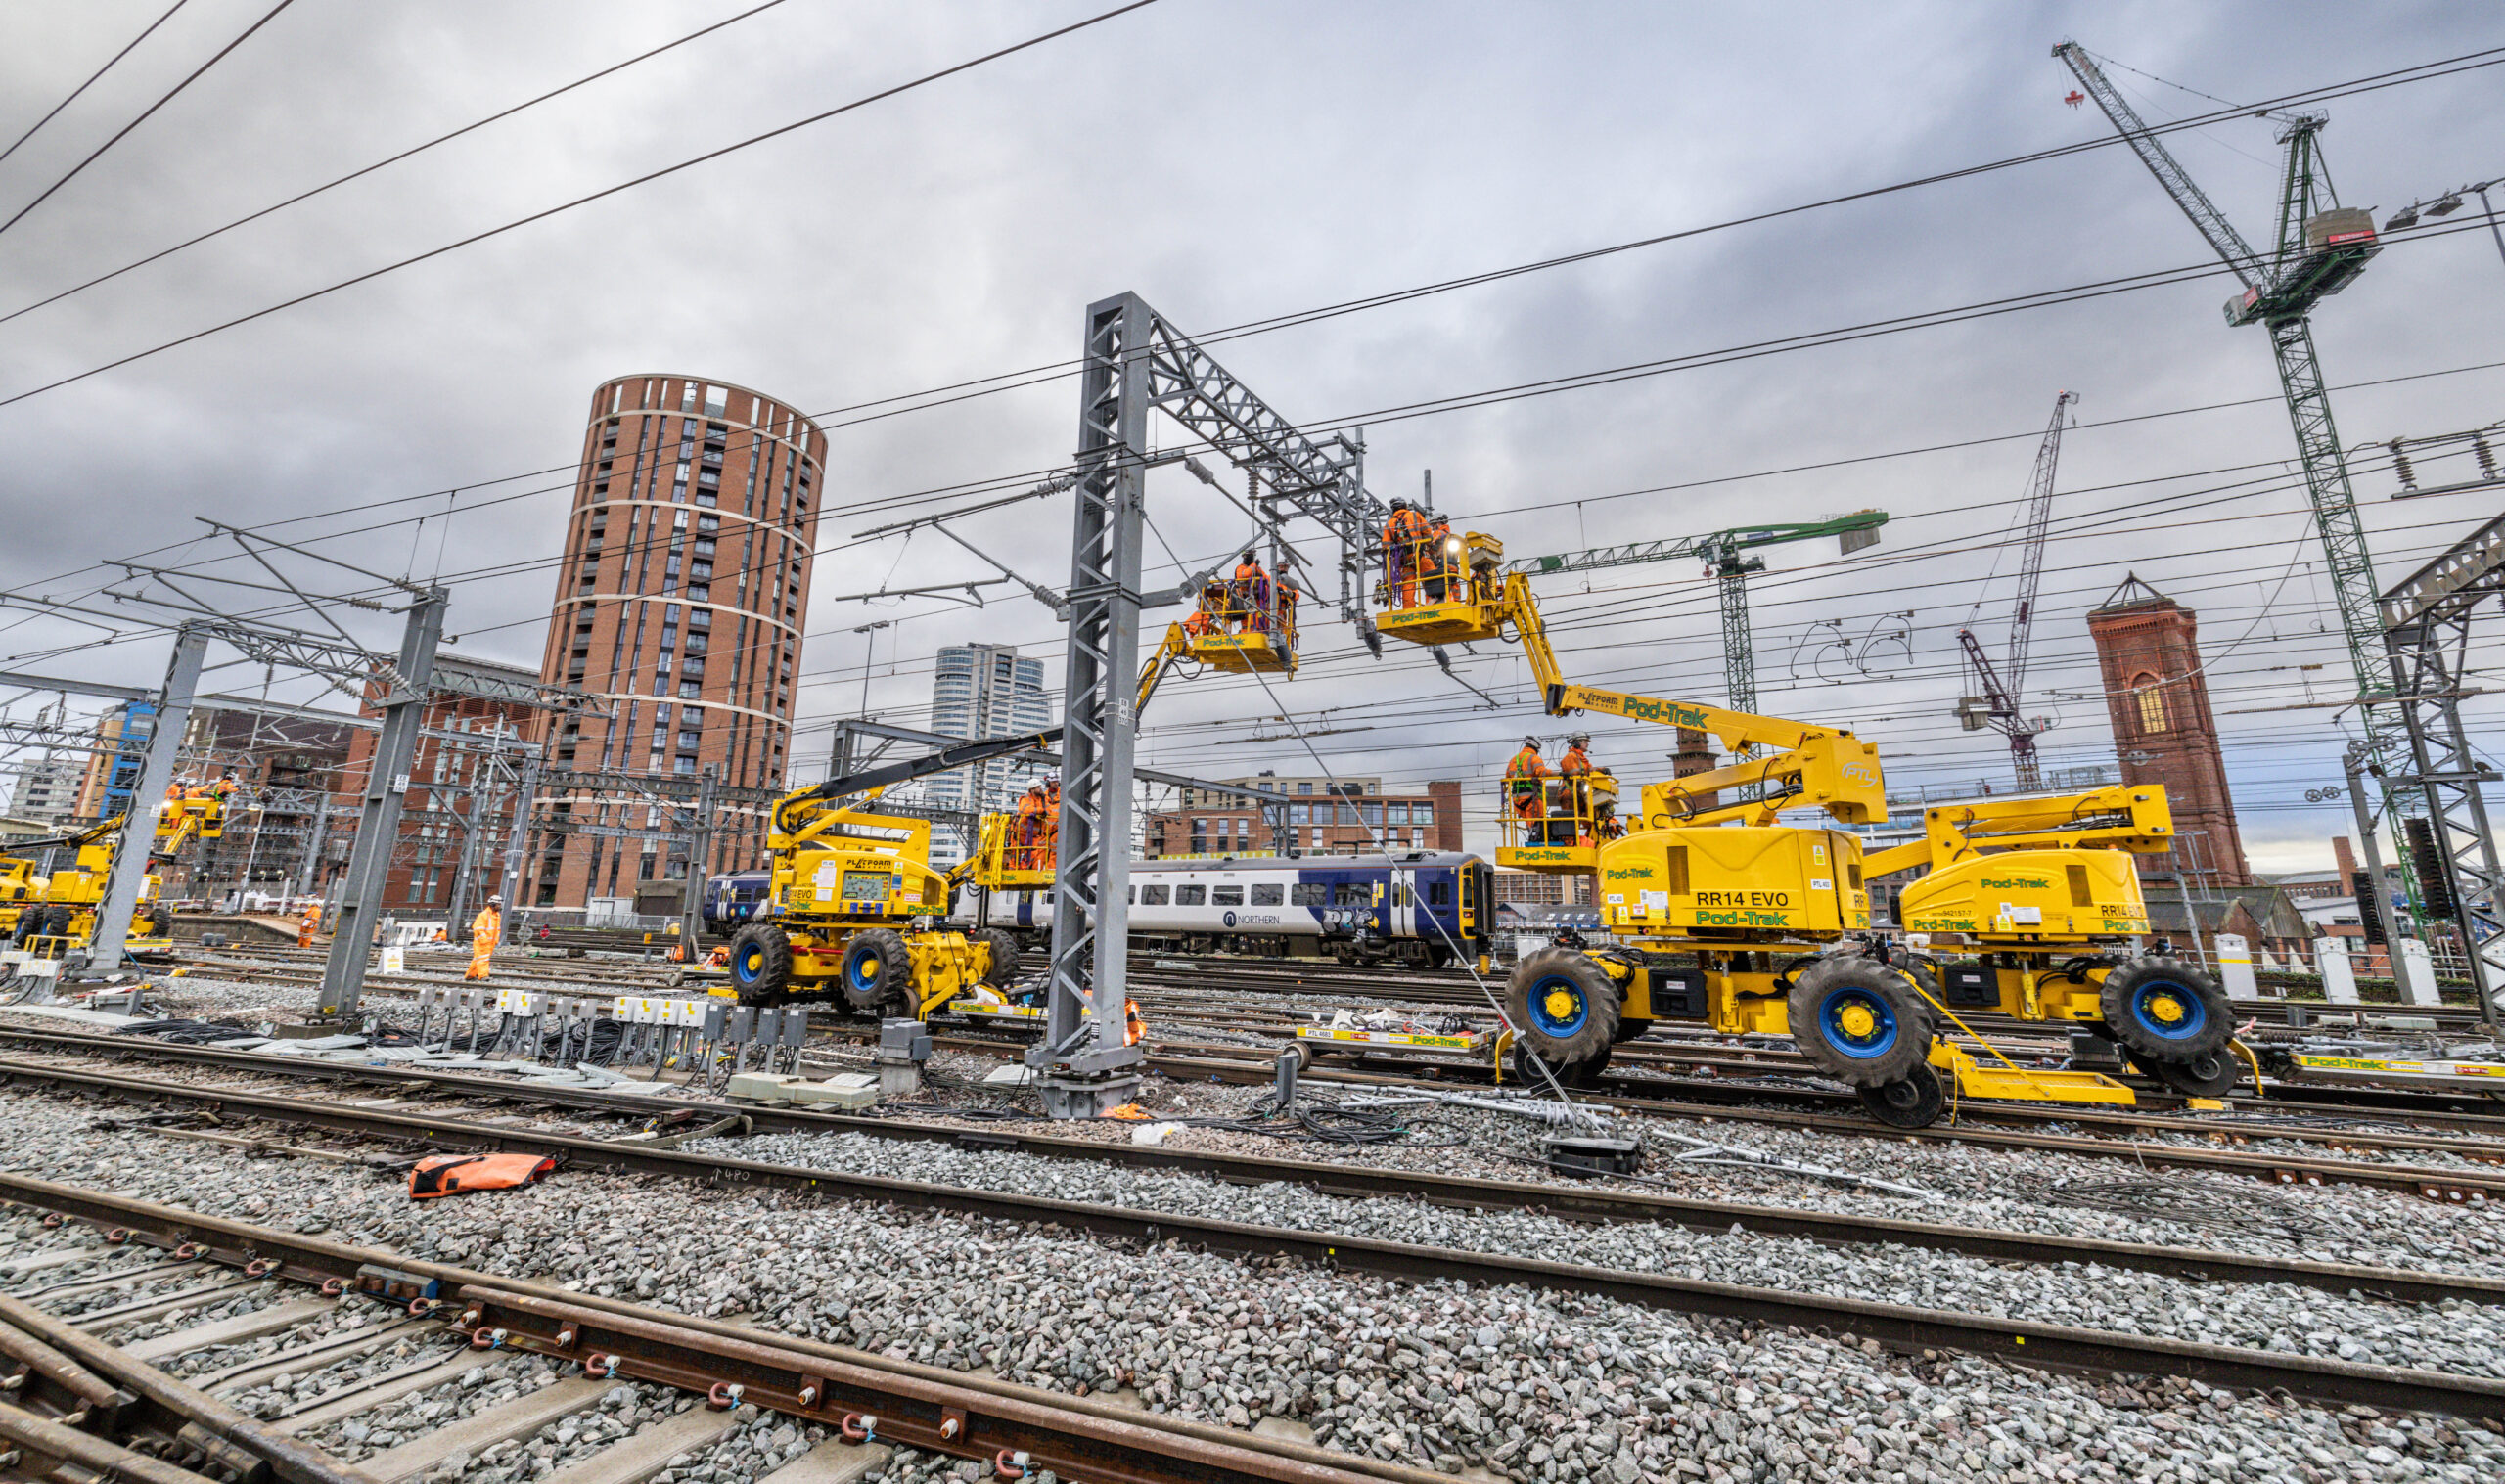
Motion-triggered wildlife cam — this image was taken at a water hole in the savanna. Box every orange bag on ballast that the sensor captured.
[409,1152,558,1199]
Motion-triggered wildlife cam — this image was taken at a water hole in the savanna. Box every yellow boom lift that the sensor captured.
[1374,525,2225,1126]
[720,732,1057,1012]
[2,795,223,952]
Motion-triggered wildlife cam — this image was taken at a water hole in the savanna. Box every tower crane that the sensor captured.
[2054,39,2416,924]
[1954,390,2074,790]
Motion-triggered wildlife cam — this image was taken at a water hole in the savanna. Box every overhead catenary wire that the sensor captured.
[0,0,192,170]
[20,213,2500,656]
[0,0,798,330]
[0,0,297,239]
[0,0,1165,409]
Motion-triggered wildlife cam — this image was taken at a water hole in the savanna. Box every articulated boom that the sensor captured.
[1373,536,1888,832]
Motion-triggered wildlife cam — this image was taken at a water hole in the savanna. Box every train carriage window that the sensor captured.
[1140,884,1170,906]
[1251,883,1284,906]
[1428,881,1451,906]
[1290,882,1327,907]
[1332,882,1371,907]
[1211,885,1244,907]
[1177,884,1207,906]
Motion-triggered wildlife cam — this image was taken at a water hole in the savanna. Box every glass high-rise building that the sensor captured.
[925,643,1051,866]
[527,375,825,906]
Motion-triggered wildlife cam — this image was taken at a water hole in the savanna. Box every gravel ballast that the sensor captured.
[0,1091,2499,1482]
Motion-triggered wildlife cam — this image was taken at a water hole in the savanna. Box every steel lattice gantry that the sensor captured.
[2378,513,2505,1028]
[1033,292,1389,1115]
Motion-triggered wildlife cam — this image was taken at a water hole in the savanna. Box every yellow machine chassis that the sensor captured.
[1574,945,2158,1110]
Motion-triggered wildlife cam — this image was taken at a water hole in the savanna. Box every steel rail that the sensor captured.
[7,1041,2496,1304]
[4,1018,2500,1198]
[0,1176,1428,1484]
[157,946,2505,1133]
[0,1290,373,1484]
[3,1153,2499,1428]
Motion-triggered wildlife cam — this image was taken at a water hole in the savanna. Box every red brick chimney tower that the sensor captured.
[2085,575,2252,887]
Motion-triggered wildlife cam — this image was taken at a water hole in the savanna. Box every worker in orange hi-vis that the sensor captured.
[297,899,320,949]
[1014,784,1048,870]
[1383,501,1430,607]
[1557,732,1595,840]
[1228,551,1270,632]
[1504,736,1550,844]
[465,895,502,982]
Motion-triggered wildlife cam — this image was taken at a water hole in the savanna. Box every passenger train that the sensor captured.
[704,852,1492,969]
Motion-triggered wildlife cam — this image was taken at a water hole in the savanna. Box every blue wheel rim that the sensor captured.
[734,944,764,986]
[848,952,881,992]
[1527,975,1591,1039]
[1816,985,1899,1060]
[2128,979,2208,1042]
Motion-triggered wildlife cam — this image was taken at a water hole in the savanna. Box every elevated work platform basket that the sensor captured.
[1188,628,1298,675]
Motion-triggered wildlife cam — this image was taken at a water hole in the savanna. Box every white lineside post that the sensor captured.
[2213,932,2257,1000]
[2393,938,2441,1008]
[2316,937,2359,1005]
[83,626,208,975]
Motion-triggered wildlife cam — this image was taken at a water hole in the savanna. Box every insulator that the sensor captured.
[2351,870,2385,944]
[2475,433,2496,482]
[2389,439,2417,490]
[2404,816,2457,919]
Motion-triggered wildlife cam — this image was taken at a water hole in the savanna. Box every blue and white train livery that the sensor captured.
[952,851,1491,968]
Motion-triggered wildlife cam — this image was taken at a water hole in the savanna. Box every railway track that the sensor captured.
[154,944,2505,1124]
[60,952,2505,1185]
[3,1053,2501,1425]
[0,1028,2494,1303]
[0,1175,1414,1484]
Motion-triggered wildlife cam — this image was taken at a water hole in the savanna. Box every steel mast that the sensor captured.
[2055,40,2414,922]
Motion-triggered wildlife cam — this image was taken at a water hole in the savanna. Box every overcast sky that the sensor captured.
[1,0,2499,873]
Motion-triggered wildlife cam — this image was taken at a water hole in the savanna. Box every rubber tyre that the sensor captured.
[1786,958,1928,1088]
[1507,950,1620,1070]
[2098,957,2231,1065]
[2126,1045,2243,1098]
[979,928,1021,988]
[840,927,913,1015]
[1857,1061,1946,1129]
[727,924,793,1007]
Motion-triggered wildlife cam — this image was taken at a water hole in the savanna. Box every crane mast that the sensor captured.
[1956,390,2072,790]
[2053,39,2415,923]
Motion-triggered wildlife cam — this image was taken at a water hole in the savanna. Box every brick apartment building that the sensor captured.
[528,374,825,905]
[1143,774,1464,858]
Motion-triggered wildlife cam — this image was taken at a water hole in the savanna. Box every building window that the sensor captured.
[2132,673,2168,734]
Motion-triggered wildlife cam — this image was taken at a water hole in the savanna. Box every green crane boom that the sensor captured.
[1500,511,1887,713]
[2054,40,2418,928]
